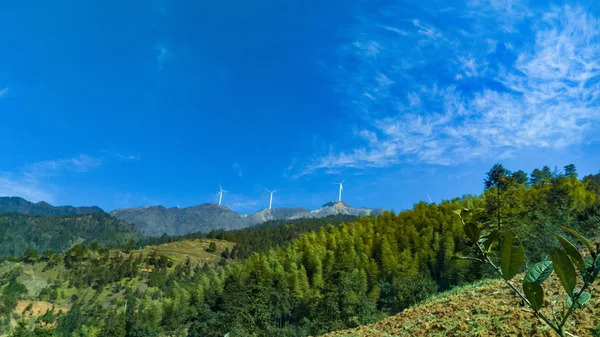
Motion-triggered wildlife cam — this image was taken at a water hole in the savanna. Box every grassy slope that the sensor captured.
[320,273,600,337]
[0,239,235,335]
[130,238,235,264]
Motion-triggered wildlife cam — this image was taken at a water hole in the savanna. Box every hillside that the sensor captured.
[0,197,103,216]
[131,239,235,264]
[0,238,233,335]
[0,166,598,337]
[0,212,143,258]
[319,272,600,337]
[136,214,360,258]
[111,201,381,237]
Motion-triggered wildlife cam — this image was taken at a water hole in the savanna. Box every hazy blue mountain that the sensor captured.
[0,196,103,216]
[288,201,378,219]
[112,201,382,236]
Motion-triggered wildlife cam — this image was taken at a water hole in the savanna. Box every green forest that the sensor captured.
[1,164,599,337]
[0,213,143,258]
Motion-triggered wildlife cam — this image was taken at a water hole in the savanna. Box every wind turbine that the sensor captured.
[216,183,228,205]
[264,188,280,210]
[332,178,346,202]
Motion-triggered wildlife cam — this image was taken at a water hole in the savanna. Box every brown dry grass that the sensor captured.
[320,273,600,337]
[16,300,67,317]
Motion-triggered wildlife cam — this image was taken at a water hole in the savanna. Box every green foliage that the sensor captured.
[456,165,600,337]
[2,163,599,337]
[553,232,585,272]
[499,232,524,280]
[522,282,544,311]
[552,248,577,296]
[137,214,358,259]
[523,261,553,284]
[206,242,218,253]
[0,212,143,258]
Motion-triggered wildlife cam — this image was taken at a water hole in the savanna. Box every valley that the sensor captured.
[0,165,599,336]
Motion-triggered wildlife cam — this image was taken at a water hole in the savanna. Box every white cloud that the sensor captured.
[0,174,55,203]
[0,154,103,203]
[380,25,408,36]
[115,153,141,161]
[301,4,600,175]
[412,19,444,40]
[227,196,261,213]
[26,154,102,177]
[232,163,243,177]
[0,87,8,97]
[155,43,172,70]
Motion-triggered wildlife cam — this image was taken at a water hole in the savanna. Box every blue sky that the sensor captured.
[0,0,599,213]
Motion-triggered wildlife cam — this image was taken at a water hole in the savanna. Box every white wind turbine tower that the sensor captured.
[264,188,280,210]
[216,183,228,205]
[332,179,346,202]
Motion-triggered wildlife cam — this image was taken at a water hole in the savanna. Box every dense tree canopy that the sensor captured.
[0,213,143,258]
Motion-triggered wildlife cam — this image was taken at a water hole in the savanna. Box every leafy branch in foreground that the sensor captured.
[453,209,600,337]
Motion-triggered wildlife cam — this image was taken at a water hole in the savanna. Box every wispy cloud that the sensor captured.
[232,163,244,177]
[155,43,172,70]
[115,153,141,161]
[26,154,102,177]
[227,195,261,213]
[0,154,103,203]
[300,3,600,176]
[0,173,55,203]
[0,87,8,97]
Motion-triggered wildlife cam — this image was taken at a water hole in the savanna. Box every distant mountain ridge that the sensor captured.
[0,196,103,216]
[111,201,385,237]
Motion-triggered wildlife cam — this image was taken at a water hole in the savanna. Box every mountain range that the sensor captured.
[0,196,104,216]
[0,196,384,237]
[111,201,386,237]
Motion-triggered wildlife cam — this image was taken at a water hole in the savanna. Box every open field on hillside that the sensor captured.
[131,239,235,264]
[320,274,600,337]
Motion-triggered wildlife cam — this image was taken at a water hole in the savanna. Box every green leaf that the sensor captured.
[449,255,482,262]
[553,232,585,272]
[464,222,481,243]
[453,209,462,216]
[578,291,591,307]
[499,232,524,281]
[523,282,544,311]
[552,248,577,297]
[567,291,591,308]
[482,230,501,252]
[584,255,600,270]
[559,226,592,253]
[523,261,553,284]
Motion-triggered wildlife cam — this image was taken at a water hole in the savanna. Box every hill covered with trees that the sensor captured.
[0,197,103,216]
[0,212,143,258]
[0,164,599,337]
